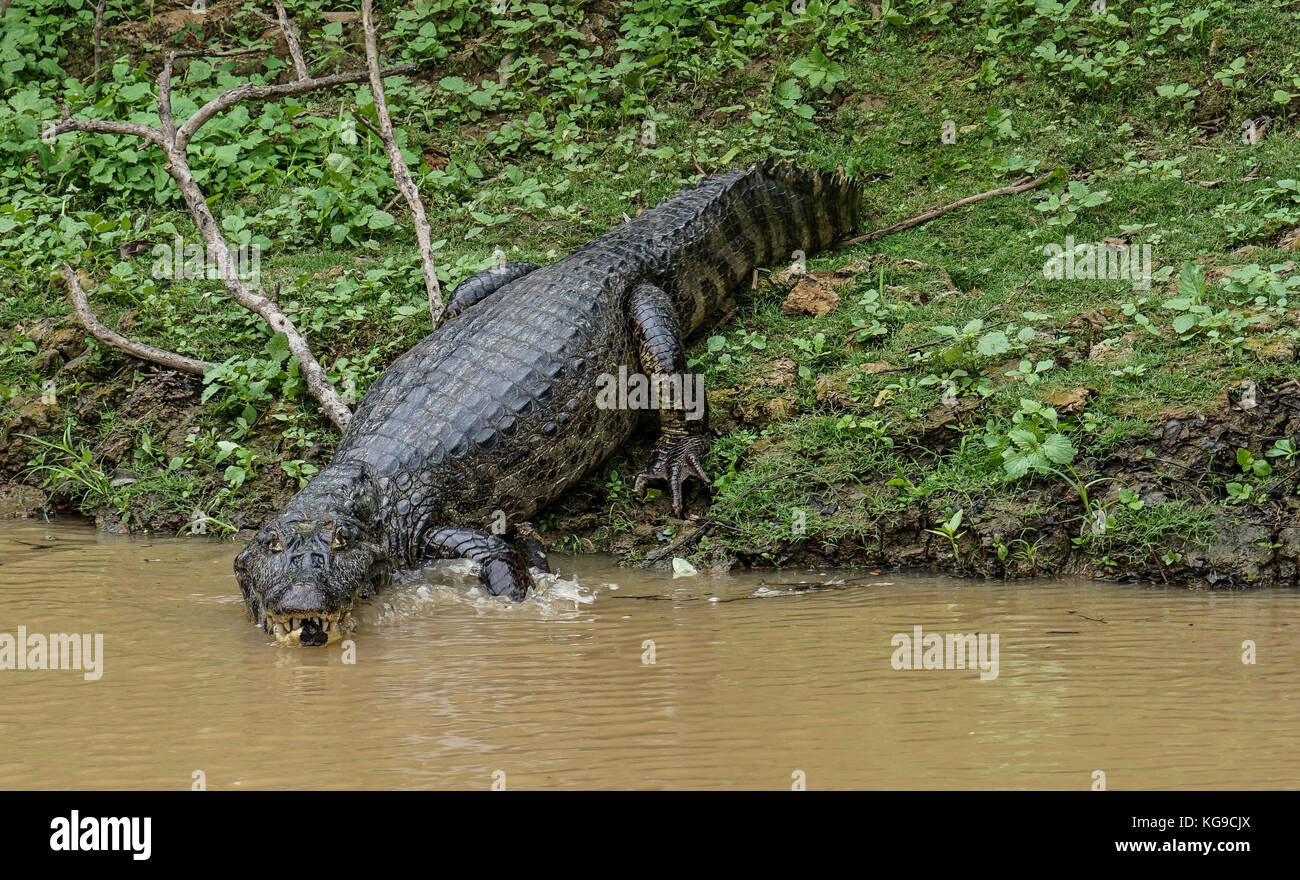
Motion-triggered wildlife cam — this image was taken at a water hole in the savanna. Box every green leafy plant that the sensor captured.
[925,508,966,564]
[1035,181,1111,226]
[1236,447,1273,478]
[983,400,1118,537]
[1267,438,1298,464]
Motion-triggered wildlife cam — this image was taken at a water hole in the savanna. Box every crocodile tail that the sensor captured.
[748,158,864,262]
[622,159,866,334]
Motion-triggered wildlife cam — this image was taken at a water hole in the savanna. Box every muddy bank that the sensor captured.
[0,316,303,533]
[528,379,1300,589]
[600,379,1300,590]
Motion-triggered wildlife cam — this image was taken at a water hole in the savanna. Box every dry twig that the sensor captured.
[834,171,1055,249]
[361,0,444,323]
[272,0,310,80]
[64,264,217,376]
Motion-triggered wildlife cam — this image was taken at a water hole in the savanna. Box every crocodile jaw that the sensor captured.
[261,610,353,646]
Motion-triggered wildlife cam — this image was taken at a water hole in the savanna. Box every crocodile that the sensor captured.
[234,160,864,645]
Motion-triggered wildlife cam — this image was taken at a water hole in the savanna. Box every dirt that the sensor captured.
[780,276,842,316]
[0,314,297,532]
[0,482,45,518]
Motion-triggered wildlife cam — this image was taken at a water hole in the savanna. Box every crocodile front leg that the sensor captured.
[421,527,533,600]
[436,261,539,327]
[626,282,712,516]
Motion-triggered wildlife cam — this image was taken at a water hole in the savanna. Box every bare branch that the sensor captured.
[273,0,311,80]
[47,117,166,149]
[348,105,383,141]
[361,0,443,322]
[64,264,217,376]
[172,47,267,59]
[92,0,106,84]
[159,150,354,430]
[833,172,1055,249]
[176,63,415,149]
[45,5,430,431]
[159,53,178,141]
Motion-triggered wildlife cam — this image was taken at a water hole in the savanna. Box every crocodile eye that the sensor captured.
[267,532,284,553]
[331,532,348,551]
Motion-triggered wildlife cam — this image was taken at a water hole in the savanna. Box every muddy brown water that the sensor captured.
[0,519,1296,789]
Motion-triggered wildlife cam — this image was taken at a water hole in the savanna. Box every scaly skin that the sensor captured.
[234,160,864,645]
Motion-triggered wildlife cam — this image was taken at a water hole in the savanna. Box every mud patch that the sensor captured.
[548,379,1300,589]
[0,483,46,518]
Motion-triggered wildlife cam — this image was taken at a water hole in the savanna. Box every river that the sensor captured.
[1,519,1295,789]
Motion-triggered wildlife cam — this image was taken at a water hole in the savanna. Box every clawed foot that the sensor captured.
[633,433,711,516]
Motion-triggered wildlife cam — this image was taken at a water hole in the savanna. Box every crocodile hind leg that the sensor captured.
[435,261,539,327]
[626,282,711,516]
[421,527,533,600]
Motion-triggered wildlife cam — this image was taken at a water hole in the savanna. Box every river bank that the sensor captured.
[5,309,1299,588]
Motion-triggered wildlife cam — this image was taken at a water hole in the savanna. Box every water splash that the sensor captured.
[357,560,603,627]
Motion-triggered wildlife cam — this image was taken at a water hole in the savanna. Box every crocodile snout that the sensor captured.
[268,582,329,616]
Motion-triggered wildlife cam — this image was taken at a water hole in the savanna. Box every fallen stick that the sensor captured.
[272,0,310,81]
[361,0,445,323]
[46,9,415,432]
[92,0,105,84]
[833,171,1055,249]
[64,264,217,376]
[175,63,415,149]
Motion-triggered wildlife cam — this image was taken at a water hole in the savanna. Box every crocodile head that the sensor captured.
[234,464,390,646]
